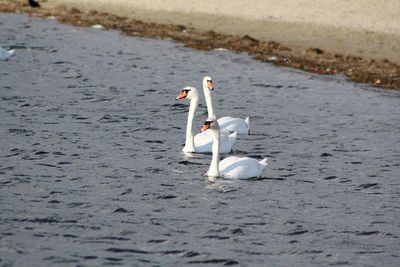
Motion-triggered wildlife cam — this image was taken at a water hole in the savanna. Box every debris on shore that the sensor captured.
[1,0,399,90]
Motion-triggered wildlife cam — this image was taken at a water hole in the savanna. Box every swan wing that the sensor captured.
[217,116,249,135]
[194,130,212,147]
[194,130,236,153]
[219,131,237,153]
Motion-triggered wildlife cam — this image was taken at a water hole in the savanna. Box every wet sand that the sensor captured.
[1,0,400,90]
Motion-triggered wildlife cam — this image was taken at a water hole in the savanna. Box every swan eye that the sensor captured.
[182,89,190,97]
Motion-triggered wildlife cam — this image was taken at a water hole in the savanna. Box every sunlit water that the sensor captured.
[1,13,400,266]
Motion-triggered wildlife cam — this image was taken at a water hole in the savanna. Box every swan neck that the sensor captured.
[185,97,198,149]
[208,129,220,177]
[203,87,215,119]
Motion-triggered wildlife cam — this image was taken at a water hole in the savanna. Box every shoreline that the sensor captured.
[49,0,400,64]
[1,0,399,90]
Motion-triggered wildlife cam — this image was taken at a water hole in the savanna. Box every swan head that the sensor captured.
[176,86,198,100]
[202,76,214,91]
[200,118,219,133]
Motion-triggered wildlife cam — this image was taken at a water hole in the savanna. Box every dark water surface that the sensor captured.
[1,13,400,266]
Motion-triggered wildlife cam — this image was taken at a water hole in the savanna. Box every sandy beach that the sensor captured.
[1,0,399,89]
[48,0,400,64]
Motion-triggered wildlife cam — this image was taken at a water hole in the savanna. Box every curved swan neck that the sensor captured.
[208,128,220,177]
[203,86,215,119]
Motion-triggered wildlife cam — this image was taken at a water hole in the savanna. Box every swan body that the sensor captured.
[202,76,250,135]
[219,156,267,179]
[0,47,14,60]
[193,130,237,153]
[201,119,267,180]
[218,116,250,135]
[176,87,237,153]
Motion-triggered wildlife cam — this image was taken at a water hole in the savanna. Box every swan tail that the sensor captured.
[259,158,268,166]
[244,117,250,134]
[259,158,268,176]
[8,49,15,55]
[228,131,237,151]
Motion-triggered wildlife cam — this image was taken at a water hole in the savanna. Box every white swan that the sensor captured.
[200,119,267,180]
[0,47,14,60]
[202,76,250,135]
[176,86,237,153]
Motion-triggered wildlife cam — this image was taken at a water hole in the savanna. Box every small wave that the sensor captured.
[8,128,35,136]
[37,163,58,168]
[82,255,98,260]
[357,183,380,189]
[57,161,72,165]
[11,217,77,224]
[355,231,380,236]
[188,259,238,265]
[99,114,120,123]
[178,160,203,165]
[63,234,79,238]
[295,179,314,183]
[201,235,230,240]
[182,251,200,258]
[104,257,123,262]
[144,140,163,144]
[4,152,20,158]
[354,250,385,255]
[119,188,133,195]
[147,239,167,244]
[113,208,128,213]
[35,151,49,155]
[98,236,130,241]
[43,256,78,264]
[282,229,309,236]
[160,250,185,255]
[67,202,90,208]
[106,248,150,254]
[231,228,244,235]
[53,61,74,65]
[156,195,177,200]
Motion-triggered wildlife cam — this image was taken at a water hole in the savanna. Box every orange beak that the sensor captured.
[207,80,214,90]
[200,123,210,132]
[176,90,188,100]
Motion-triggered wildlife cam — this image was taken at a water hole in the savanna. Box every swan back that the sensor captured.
[217,116,250,135]
[220,157,267,179]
